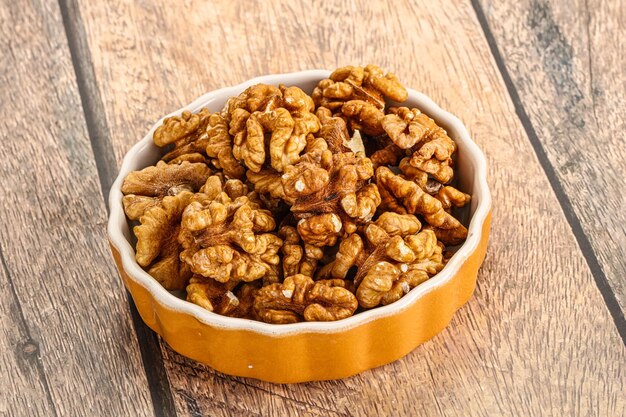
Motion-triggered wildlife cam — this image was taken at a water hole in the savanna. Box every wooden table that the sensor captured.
[1,1,624,416]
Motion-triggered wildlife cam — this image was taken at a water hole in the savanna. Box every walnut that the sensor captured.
[245,134,331,203]
[341,100,385,136]
[246,168,292,203]
[318,212,444,308]
[398,156,428,187]
[178,176,282,283]
[222,178,251,200]
[133,191,194,290]
[422,225,467,247]
[411,157,455,184]
[205,113,245,179]
[356,236,444,308]
[372,156,432,214]
[312,66,367,111]
[167,153,207,164]
[281,152,330,199]
[278,225,324,277]
[121,161,211,220]
[363,64,408,103]
[375,166,468,245]
[186,275,259,318]
[319,212,420,281]
[280,84,316,113]
[377,183,409,215]
[156,109,213,163]
[312,65,407,111]
[253,274,358,323]
[154,109,209,147]
[297,213,344,247]
[305,131,331,154]
[220,177,278,216]
[284,150,381,246]
[274,108,319,171]
[315,107,351,153]
[232,108,288,172]
[225,84,283,119]
[228,85,320,173]
[370,143,405,169]
[248,149,380,247]
[436,186,471,211]
[382,107,456,182]
[381,107,424,149]
[186,275,239,314]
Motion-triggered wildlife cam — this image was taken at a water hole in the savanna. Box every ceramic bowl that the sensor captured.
[107,70,492,383]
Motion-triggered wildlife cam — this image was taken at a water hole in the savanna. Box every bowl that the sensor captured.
[107,70,492,383]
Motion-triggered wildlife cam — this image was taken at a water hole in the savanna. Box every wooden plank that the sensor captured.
[75,0,626,415]
[0,1,154,416]
[476,0,626,314]
[0,254,56,416]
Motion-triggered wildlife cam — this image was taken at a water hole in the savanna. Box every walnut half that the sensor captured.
[178,176,282,284]
[376,166,468,245]
[285,150,381,247]
[254,275,358,323]
[133,191,194,290]
[318,212,445,308]
[122,161,211,220]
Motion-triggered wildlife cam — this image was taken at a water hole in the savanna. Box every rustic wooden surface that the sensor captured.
[0,1,155,416]
[1,0,624,416]
[477,0,626,317]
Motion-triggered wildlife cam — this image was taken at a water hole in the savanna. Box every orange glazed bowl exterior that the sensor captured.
[107,70,492,383]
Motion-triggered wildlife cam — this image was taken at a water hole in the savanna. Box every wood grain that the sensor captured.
[73,0,626,415]
[477,0,626,314]
[0,1,154,416]
[0,253,56,416]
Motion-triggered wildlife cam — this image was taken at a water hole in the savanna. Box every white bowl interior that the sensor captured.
[108,70,491,335]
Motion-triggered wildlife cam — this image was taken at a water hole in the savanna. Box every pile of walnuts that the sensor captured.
[121,65,470,324]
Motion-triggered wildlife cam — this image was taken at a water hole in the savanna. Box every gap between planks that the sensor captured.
[56,0,179,416]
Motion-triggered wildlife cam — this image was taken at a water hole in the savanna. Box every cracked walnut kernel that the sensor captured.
[376,166,468,245]
[318,212,444,308]
[122,160,211,220]
[278,225,324,278]
[178,176,282,283]
[228,85,320,173]
[133,191,194,290]
[253,274,358,323]
[312,64,408,111]
[286,150,381,246]
[383,107,457,183]
[186,275,259,318]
